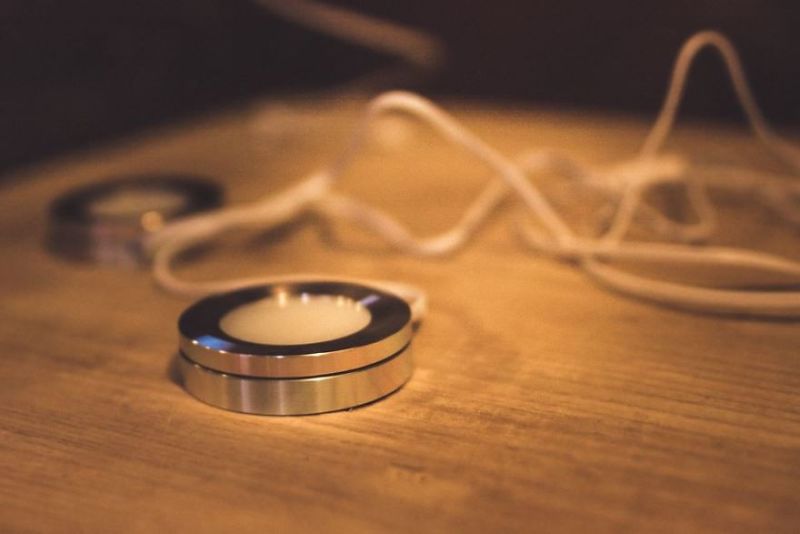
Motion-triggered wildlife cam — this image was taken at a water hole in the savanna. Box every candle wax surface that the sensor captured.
[89,188,188,218]
[220,293,372,345]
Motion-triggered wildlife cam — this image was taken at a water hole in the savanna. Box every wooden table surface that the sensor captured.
[1,98,799,533]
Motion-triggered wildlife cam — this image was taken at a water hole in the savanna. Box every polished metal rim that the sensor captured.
[179,281,412,378]
[178,344,413,415]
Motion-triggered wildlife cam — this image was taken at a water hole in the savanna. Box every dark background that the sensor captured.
[2,0,799,173]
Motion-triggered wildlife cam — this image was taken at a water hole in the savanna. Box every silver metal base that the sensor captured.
[178,345,413,416]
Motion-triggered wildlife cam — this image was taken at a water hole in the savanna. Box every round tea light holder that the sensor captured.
[47,174,223,267]
[177,281,414,415]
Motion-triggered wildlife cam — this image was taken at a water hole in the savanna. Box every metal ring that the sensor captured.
[179,282,412,378]
[47,173,223,266]
[178,344,413,415]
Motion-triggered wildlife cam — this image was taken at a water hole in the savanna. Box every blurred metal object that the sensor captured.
[47,174,222,267]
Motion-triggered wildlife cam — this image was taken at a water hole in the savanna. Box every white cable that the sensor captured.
[148,91,552,321]
[584,260,800,317]
[252,0,443,96]
[640,30,800,167]
[150,30,800,320]
[254,0,442,72]
[540,30,800,315]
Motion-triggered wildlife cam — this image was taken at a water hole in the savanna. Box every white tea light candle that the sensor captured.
[89,187,188,218]
[220,293,371,345]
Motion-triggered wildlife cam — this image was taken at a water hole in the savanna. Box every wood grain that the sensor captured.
[0,99,798,533]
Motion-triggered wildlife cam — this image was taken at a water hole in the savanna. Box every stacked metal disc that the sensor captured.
[177,281,414,415]
[47,174,222,267]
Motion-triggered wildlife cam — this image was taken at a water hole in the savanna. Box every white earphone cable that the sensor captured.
[150,30,800,320]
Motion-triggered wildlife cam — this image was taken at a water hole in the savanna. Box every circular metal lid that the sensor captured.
[47,174,223,266]
[179,281,413,378]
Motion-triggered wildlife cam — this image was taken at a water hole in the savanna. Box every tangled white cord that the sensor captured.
[148,30,800,320]
[253,0,443,92]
